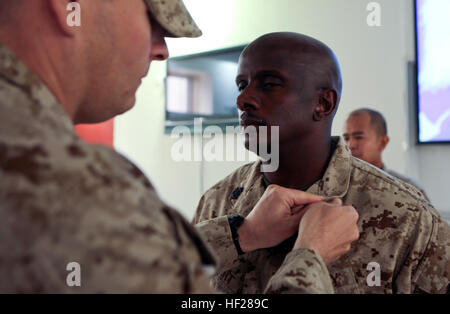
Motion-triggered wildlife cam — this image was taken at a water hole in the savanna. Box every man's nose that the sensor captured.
[347,138,357,151]
[150,23,169,61]
[237,86,261,112]
[151,36,169,61]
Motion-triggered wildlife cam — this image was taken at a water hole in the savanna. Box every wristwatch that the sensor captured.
[228,214,245,255]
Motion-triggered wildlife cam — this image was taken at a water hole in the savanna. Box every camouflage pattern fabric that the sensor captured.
[194,137,450,294]
[144,0,202,38]
[196,216,334,293]
[383,166,431,203]
[0,42,216,293]
[0,43,335,294]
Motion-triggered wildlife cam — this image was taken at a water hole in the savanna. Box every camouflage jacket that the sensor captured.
[194,137,450,294]
[0,43,334,293]
[383,166,430,203]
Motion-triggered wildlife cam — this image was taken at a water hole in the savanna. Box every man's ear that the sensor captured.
[379,135,389,152]
[313,89,338,121]
[48,0,81,37]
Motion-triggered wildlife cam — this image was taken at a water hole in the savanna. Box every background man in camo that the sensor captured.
[0,0,360,293]
[194,32,450,294]
[343,108,430,202]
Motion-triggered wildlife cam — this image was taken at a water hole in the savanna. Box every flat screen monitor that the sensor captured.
[416,0,450,143]
[165,46,247,133]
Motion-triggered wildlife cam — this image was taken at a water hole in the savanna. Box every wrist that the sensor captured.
[293,239,317,254]
[236,219,258,253]
[228,215,246,255]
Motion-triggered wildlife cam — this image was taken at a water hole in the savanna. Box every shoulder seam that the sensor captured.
[351,159,427,204]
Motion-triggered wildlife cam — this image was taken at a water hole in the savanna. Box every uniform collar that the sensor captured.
[309,136,352,198]
[0,43,74,133]
[253,136,352,197]
[234,136,352,217]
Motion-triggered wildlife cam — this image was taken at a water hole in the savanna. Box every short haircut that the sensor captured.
[349,108,388,136]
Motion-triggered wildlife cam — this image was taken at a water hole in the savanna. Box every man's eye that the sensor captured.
[262,82,279,90]
[237,82,247,92]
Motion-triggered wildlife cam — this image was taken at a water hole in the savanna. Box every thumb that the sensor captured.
[291,205,309,221]
[328,198,343,206]
[291,204,307,216]
[286,189,325,207]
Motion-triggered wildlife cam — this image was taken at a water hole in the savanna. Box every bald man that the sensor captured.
[194,32,450,294]
[0,1,362,293]
[344,108,430,202]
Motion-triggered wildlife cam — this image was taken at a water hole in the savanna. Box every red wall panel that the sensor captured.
[75,119,114,148]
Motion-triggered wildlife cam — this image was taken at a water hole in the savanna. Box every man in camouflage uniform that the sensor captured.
[194,32,450,294]
[0,0,360,293]
[344,108,430,202]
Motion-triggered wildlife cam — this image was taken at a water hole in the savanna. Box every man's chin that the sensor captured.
[118,100,136,116]
[74,103,135,125]
[113,93,137,117]
[244,138,271,156]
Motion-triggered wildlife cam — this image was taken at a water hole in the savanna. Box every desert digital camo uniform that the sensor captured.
[196,216,334,293]
[0,43,335,294]
[0,43,216,293]
[382,166,430,203]
[194,137,450,294]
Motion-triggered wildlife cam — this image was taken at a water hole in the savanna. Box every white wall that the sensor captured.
[114,0,450,221]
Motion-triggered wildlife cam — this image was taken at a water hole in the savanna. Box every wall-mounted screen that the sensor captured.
[416,0,450,143]
[165,46,247,133]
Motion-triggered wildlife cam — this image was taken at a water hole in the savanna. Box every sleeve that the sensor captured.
[411,215,450,294]
[195,215,243,273]
[68,205,218,294]
[196,217,335,294]
[194,190,335,294]
[264,248,335,294]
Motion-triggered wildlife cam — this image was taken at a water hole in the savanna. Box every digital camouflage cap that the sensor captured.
[144,0,202,37]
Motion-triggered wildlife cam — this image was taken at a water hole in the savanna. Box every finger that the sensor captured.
[285,189,325,207]
[290,206,309,222]
[290,204,307,216]
[327,198,343,206]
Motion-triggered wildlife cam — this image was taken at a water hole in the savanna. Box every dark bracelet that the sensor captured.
[228,214,245,255]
